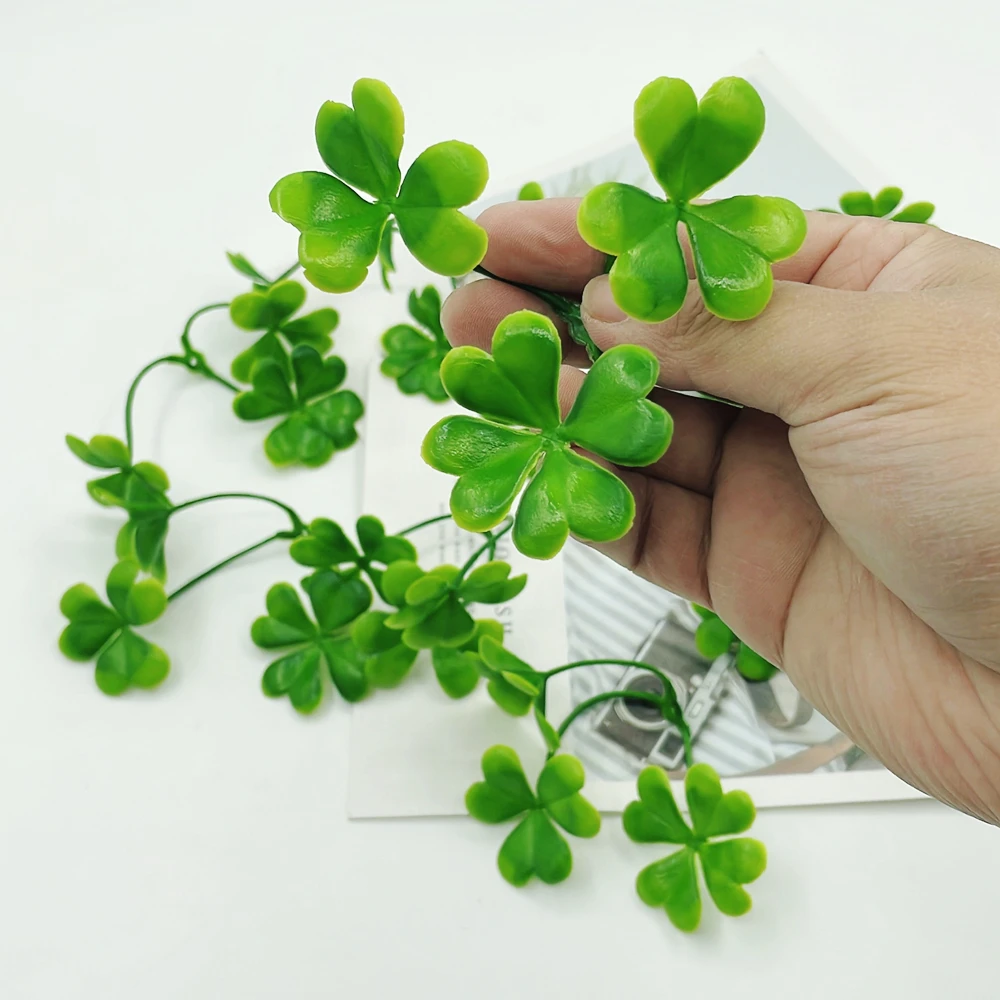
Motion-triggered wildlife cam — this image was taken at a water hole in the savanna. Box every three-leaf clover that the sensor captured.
[289,514,416,600]
[380,286,450,401]
[228,278,340,383]
[823,186,935,224]
[66,434,173,581]
[421,310,673,559]
[577,76,807,322]
[251,572,373,713]
[623,764,766,931]
[466,745,601,886]
[379,558,526,650]
[233,344,363,467]
[692,605,777,681]
[270,78,489,292]
[58,560,170,695]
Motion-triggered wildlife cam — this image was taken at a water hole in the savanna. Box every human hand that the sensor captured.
[442,199,1000,824]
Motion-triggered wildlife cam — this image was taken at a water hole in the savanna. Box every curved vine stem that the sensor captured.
[396,513,454,537]
[124,355,191,460]
[166,530,290,603]
[169,491,306,534]
[538,657,694,767]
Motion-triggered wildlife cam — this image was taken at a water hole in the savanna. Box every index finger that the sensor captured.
[472,197,900,294]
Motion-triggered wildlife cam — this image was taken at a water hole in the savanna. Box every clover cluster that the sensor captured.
[60,70,937,933]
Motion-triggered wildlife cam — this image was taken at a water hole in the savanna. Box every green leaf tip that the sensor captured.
[576,75,807,323]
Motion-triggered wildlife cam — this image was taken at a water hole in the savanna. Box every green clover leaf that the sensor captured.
[232,344,363,468]
[577,76,807,322]
[421,310,673,559]
[228,278,340,384]
[251,572,372,713]
[430,619,503,699]
[823,186,935,225]
[66,434,173,581]
[623,764,766,931]
[477,635,544,716]
[466,746,601,887]
[380,286,451,402]
[692,605,777,681]
[350,609,419,689]
[58,560,170,695]
[226,251,271,285]
[379,556,525,652]
[270,78,489,292]
[378,220,397,290]
[517,181,544,201]
[289,515,416,601]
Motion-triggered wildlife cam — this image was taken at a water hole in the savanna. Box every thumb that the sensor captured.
[581,274,948,428]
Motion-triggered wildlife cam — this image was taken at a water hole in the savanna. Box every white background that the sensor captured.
[2,1,999,997]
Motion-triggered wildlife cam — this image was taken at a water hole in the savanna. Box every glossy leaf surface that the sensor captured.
[622,764,766,931]
[251,574,371,713]
[271,79,488,291]
[422,310,672,558]
[58,560,170,695]
[577,76,807,322]
[380,285,450,401]
[233,345,363,468]
[466,745,600,887]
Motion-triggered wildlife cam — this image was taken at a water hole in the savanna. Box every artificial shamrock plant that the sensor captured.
[422,310,673,559]
[59,560,170,695]
[380,285,451,401]
[61,72,933,935]
[466,746,601,886]
[232,344,364,467]
[270,79,489,292]
[229,278,340,383]
[623,764,766,931]
[692,605,778,682]
[577,76,808,322]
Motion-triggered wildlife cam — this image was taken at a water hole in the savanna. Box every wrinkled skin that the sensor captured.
[443,198,1000,826]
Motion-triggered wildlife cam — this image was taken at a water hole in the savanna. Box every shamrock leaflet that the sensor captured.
[251,572,372,713]
[381,286,450,402]
[289,514,416,600]
[380,558,526,651]
[66,434,173,581]
[228,278,340,384]
[232,344,363,467]
[623,764,766,932]
[577,76,807,322]
[517,181,544,201]
[58,560,170,695]
[270,78,489,292]
[350,608,420,689]
[421,310,673,559]
[821,186,935,224]
[226,250,272,287]
[466,746,601,887]
[477,635,545,716]
[692,605,777,681]
[430,619,503,698]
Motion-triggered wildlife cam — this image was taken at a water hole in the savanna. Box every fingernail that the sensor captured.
[582,275,626,324]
